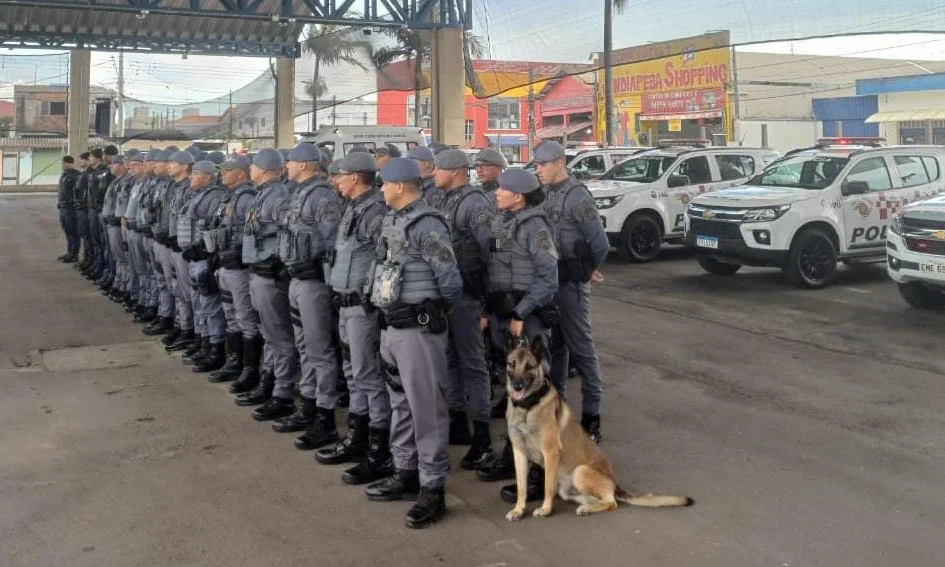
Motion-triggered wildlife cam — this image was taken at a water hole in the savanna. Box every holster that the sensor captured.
[249,257,283,280]
[286,259,325,281]
[195,267,219,296]
[536,304,561,328]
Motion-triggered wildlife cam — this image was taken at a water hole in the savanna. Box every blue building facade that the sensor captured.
[811,95,879,138]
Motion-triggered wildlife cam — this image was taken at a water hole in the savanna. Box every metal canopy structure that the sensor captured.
[0,0,472,57]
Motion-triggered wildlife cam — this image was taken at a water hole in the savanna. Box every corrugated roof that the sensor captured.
[0,136,110,150]
[14,84,115,97]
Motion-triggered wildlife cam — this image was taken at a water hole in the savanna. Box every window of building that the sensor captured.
[261,117,267,127]
[407,95,432,128]
[464,120,475,142]
[42,101,67,116]
[488,98,521,130]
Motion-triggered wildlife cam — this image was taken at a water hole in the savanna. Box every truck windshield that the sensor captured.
[600,156,676,182]
[749,155,849,189]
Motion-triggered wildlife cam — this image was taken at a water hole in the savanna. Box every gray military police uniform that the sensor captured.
[535,141,610,423]
[146,151,177,328]
[369,158,463,495]
[124,155,152,310]
[167,153,197,335]
[115,162,139,301]
[104,165,133,297]
[134,159,160,317]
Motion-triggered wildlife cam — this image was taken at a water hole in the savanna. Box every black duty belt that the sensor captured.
[333,292,362,308]
[286,261,325,281]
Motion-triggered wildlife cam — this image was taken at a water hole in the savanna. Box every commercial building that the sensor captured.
[857,73,945,145]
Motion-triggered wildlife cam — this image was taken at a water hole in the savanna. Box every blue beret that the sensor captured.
[111,156,125,165]
[287,143,321,163]
[192,160,218,174]
[533,140,566,163]
[498,168,540,194]
[339,152,377,173]
[372,143,402,158]
[476,148,508,168]
[206,151,226,164]
[434,149,470,170]
[220,156,251,171]
[169,151,195,165]
[380,157,422,183]
[407,146,435,161]
[327,159,343,175]
[253,148,284,171]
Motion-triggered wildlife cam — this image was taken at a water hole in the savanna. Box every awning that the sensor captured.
[486,134,528,147]
[536,120,594,140]
[865,110,945,123]
[638,110,723,121]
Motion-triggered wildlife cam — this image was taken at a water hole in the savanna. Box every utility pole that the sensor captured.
[603,0,615,146]
[527,65,536,155]
[117,51,124,137]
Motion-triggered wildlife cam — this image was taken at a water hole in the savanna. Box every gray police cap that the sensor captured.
[327,159,343,175]
[428,142,449,155]
[192,160,218,174]
[111,155,125,165]
[220,156,251,171]
[434,149,470,170]
[206,151,226,165]
[407,146,435,162]
[339,152,377,173]
[372,143,402,158]
[287,143,321,163]
[253,148,284,171]
[149,150,167,162]
[127,152,146,163]
[476,148,508,168]
[380,157,422,183]
[498,168,540,194]
[533,140,566,163]
[169,151,194,165]
[165,145,180,153]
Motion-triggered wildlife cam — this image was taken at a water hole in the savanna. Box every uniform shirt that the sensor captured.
[57,169,79,209]
[75,168,92,211]
[545,176,609,270]
[420,176,438,205]
[499,207,559,318]
[124,175,149,222]
[329,188,388,294]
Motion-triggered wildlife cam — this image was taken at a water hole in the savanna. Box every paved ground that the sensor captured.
[2,193,944,567]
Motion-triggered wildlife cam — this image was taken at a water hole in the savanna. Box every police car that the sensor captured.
[686,138,945,288]
[588,140,779,261]
[886,195,945,309]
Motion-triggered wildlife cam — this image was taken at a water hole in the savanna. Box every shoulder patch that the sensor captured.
[531,228,558,260]
[422,230,457,265]
[571,197,599,223]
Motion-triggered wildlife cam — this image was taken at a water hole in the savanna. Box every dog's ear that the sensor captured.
[529,336,544,365]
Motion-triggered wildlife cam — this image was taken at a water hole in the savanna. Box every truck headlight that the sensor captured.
[742,204,791,223]
[890,214,902,235]
[595,195,624,210]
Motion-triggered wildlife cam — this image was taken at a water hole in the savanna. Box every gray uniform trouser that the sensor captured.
[171,250,195,331]
[218,267,258,339]
[445,295,491,423]
[249,273,299,399]
[489,313,552,380]
[288,278,340,409]
[151,240,176,319]
[121,226,139,298]
[189,259,225,344]
[380,326,449,489]
[139,234,157,308]
[107,225,130,293]
[127,229,151,305]
[100,216,113,277]
[550,281,604,415]
[338,304,390,428]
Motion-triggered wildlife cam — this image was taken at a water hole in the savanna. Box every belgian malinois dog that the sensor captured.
[504,338,692,521]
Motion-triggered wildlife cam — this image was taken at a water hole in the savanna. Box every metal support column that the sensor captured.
[67,48,90,156]
[430,27,464,147]
[274,57,295,148]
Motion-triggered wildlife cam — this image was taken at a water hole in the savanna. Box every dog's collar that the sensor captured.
[510,380,551,410]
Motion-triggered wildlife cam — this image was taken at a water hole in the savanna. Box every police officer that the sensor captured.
[406,146,438,204]
[123,152,154,321]
[103,156,133,306]
[313,152,392,485]
[235,149,300,419]
[533,140,609,442]
[116,151,141,312]
[95,146,120,289]
[362,157,462,530]
[474,148,508,202]
[430,149,496,468]
[205,156,262,392]
[371,143,401,190]
[164,151,200,354]
[143,150,178,337]
[269,143,343,439]
[57,156,80,263]
[74,153,93,273]
[85,149,106,282]
[178,160,228,372]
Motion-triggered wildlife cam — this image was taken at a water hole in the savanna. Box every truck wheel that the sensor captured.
[618,213,662,262]
[784,228,837,289]
[897,282,945,310]
[696,254,741,275]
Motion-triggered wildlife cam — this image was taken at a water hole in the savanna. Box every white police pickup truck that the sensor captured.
[589,141,779,262]
[886,195,945,309]
[686,138,945,288]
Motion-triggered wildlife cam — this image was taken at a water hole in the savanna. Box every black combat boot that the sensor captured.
[144,316,174,336]
[581,413,602,444]
[460,421,494,471]
[165,329,195,353]
[294,407,339,450]
[192,341,225,373]
[365,468,420,502]
[235,370,274,407]
[500,465,544,504]
[161,325,182,347]
[182,336,208,365]
[123,295,137,312]
[133,306,156,324]
[315,413,368,465]
[476,437,515,482]
[208,333,242,383]
[449,409,472,445]
[405,486,446,529]
[252,396,295,422]
[229,336,262,394]
[271,396,317,433]
[131,303,147,317]
[342,427,394,485]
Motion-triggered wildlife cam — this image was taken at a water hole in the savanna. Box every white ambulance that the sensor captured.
[886,195,945,309]
[686,138,945,288]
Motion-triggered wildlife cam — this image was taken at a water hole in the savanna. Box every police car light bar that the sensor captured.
[656,138,711,148]
[816,137,886,147]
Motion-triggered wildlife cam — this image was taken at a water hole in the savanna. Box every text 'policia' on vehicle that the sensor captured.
[684,137,945,289]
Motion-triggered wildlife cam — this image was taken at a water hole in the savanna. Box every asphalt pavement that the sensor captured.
[2,194,944,566]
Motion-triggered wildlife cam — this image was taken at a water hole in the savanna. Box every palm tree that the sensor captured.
[302,24,373,131]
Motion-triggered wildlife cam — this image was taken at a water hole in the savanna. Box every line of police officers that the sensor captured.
[55,138,609,529]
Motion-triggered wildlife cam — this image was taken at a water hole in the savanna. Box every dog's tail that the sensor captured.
[615,486,693,508]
